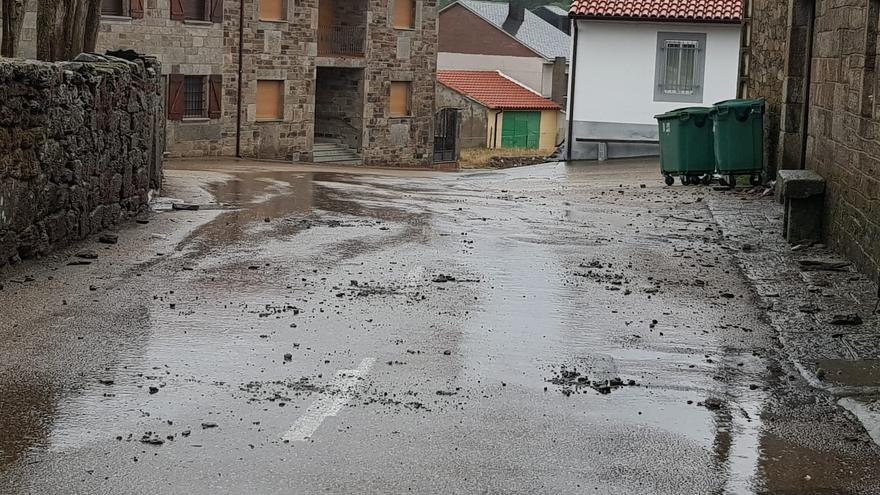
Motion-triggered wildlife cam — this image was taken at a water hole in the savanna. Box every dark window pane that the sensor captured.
[184,0,207,20]
[184,76,206,118]
[101,0,124,16]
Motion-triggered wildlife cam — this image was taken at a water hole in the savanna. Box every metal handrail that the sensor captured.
[317,25,366,57]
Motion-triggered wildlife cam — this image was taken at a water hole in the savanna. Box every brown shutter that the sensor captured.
[130,0,144,18]
[167,74,185,120]
[393,0,414,29]
[208,75,223,119]
[389,82,409,117]
[209,0,223,23]
[170,0,185,20]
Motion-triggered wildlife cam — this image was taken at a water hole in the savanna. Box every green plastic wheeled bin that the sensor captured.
[655,107,716,186]
[710,99,765,188]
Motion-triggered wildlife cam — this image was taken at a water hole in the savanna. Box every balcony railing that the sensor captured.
[317,25,366,57]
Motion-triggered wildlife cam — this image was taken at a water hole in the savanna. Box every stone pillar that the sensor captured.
[777,169,825,244]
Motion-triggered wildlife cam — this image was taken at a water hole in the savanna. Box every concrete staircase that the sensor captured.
[313,139,361,163]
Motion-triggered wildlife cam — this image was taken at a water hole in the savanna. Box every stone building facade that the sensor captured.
[4,0,438,167]
[745,0,880,278]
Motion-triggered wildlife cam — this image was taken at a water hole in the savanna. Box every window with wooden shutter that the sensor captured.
[392,0,415,29]
[260,0,285,20]
[167,74,185,121]
[101,0,125,16]
[208,75,223,119]
[130,0,145,18]
[389,82,411,117]
[256,80,284,121]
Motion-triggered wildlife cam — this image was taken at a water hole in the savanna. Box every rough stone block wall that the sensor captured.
[436,84,487,149]
[94,2,226,158]
[805,0,880,279]
[0,56,163,267]
[744,0,789,177]
[315,67,364,150]
[749,0,880,278]
[361,0,437,168]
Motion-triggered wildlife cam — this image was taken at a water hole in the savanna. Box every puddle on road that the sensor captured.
[816,359,880,387]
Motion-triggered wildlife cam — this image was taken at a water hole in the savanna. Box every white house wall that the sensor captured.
[438,52,548,95]
[567,19,742,160]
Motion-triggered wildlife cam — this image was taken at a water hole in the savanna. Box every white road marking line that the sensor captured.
[282,357,375,443]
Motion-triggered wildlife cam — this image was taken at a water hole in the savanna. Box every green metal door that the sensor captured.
[501,111,540,149]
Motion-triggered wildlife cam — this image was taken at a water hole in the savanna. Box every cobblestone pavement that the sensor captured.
[708,188,880,447]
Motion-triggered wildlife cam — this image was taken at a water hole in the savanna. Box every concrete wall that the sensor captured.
[435,83,488,149]
[438,52,546,95]
[0,56,164,267]
[539,109,559,150]
[571,20,741,125]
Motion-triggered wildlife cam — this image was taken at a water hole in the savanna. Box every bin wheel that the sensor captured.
[664,175,675,186]
[680,175,690,186]
[749,174,762,186]
[701,174,713,186]
[689,175,701,185]
[727,174,737,189]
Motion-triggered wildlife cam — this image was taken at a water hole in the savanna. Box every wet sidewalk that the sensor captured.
[708,189,880,445]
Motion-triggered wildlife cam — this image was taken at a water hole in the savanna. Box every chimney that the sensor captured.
[502,0,526,35]
[550,56,567,105]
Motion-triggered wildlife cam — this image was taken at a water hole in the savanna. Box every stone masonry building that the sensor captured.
[4,0,438,167]
[744,0,880,278]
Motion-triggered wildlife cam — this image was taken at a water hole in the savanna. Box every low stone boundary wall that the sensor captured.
[0,53,163,267]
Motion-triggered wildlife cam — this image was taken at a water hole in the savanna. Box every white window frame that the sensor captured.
[654,32,706,103]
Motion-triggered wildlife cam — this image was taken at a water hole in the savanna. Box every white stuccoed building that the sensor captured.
[564,0,744,161]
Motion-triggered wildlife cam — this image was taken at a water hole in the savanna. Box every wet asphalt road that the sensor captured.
[1,159,880,494]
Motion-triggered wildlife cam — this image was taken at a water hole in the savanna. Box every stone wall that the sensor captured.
[436,83,487,149]
[743,0,789,177]
[747,0,880,278]
[0,55,164,267]
[361,0,438,168]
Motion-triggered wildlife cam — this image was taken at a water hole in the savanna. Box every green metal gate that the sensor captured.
[501,111,540,149]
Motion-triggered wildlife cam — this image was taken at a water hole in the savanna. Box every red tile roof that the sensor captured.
[569,0,743,22]
[437,71,562,111]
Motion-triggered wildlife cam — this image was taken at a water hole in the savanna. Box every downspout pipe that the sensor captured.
[566,18,579,162]
[235,0,245,158]
[800,0,816,170]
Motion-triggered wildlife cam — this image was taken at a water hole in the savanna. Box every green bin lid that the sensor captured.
[654,106,712,120]
[711,98,766,113]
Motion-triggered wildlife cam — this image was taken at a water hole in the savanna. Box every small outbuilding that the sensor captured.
[437,70,563,151]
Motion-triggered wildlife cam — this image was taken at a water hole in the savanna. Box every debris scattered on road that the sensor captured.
[172,203,200,211]
[830,314,863,326]
[798,260,852,272]
[98,233,119,244]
